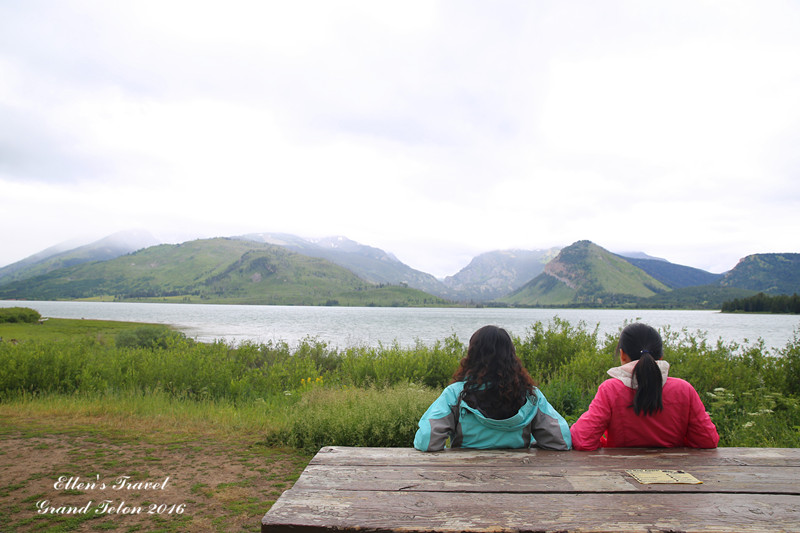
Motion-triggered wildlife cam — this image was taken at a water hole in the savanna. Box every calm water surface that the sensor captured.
[2,301,798,352]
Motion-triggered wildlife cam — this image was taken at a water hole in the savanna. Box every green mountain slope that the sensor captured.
[237,233,449,297]
[0,238,450,307]
[0,230,159,286]
[619,255,723,288]
[719,253,800,294]
[632,285,758,309]
[499,240,669,306]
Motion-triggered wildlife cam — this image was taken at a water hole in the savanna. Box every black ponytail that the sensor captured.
[618,323,664,416]
[631,352,663,415]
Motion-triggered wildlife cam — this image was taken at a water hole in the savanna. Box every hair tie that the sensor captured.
[640,349,650,355]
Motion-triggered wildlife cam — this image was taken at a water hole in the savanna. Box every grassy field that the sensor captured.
[0,317,157,343]
[2,311,800,531]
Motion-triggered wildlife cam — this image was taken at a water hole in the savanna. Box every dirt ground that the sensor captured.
[0,415,311,532]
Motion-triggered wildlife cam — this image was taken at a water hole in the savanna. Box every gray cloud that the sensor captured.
[1,1,799,275]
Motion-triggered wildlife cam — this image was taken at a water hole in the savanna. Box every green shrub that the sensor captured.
[536,345,612,424]
[779,331,800,395]
[515,317,600,382]
[538,378,593,425]
[3,318,800,449]
[115,325,188,349]
[705,387,800,447]
[335,335,462,389]
[269,384,440,452]
[0,307,41,324]
[0,338,102,396]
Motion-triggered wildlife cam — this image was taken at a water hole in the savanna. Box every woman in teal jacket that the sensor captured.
[414,325,572,452]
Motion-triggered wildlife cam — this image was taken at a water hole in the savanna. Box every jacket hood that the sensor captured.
[607,360,670,389]
[459,395,537,431]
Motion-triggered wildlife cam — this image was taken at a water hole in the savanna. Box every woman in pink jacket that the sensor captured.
[570,322,719,450]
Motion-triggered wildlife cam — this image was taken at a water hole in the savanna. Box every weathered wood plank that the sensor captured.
[263,447,800,532]
[310,446,800,467]
[292,464,800,494]
[261,490,800,533]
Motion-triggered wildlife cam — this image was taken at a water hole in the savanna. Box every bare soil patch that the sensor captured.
[0,414,311,532]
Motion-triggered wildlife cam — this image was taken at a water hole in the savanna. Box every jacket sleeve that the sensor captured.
[413,385,460,452]
[570,381,613,451]
[530,390,572,450]
[682,385,720,448]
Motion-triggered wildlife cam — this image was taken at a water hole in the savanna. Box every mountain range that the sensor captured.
[499,241,757,308]
[0,231,797,308]
[236,233,446,297]
[0,236,449,307]
[0,230,160,286]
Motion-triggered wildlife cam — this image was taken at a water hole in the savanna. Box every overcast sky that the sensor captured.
[1,1,799,278]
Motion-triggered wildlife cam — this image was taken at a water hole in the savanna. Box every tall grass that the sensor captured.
[2,319,800,448]
[269,384,441,453]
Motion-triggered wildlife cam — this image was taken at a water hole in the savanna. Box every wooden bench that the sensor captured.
[261,446,800,532]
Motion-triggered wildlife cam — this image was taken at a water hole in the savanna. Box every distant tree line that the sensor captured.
[721,292,800,314]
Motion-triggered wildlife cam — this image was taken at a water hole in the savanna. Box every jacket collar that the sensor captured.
[607,360,670,389]
[458,394,536,430]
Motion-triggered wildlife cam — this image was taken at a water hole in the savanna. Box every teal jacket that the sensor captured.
[414,381,572,452]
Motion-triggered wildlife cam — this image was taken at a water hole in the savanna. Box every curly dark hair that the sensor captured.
[452,325,537,419]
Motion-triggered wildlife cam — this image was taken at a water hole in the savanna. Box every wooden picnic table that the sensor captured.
[261,446,800,532]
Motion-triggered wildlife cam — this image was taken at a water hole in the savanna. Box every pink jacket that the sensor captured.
[570,364,719,450]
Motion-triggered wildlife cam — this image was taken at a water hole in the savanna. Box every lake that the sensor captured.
[2,300,798,352]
